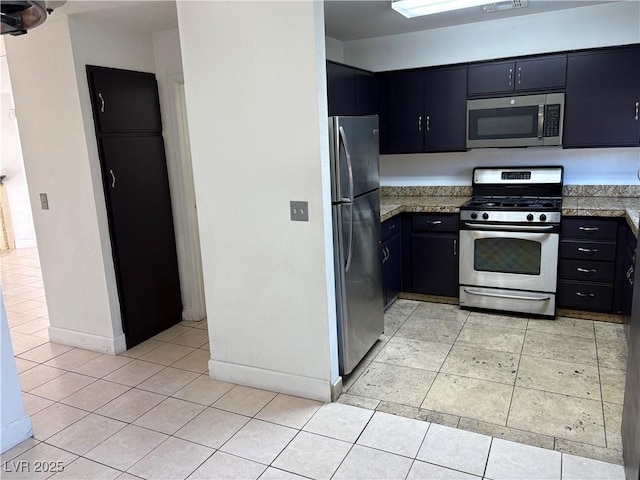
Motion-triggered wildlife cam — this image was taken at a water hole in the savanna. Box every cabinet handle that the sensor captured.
[98,92,105,113]
[635,101,639,120]
[388,224,396,230]
[426,220,442,226]
[517,66,522,85]
[453,239,457,256]
[577,247,598,255]
[109,169,116,188]
[627,265,634,286]
[576,267,597,274]
[508,68,513,86]
[576,292,596,298]
[426,115,430,132]
[578,226,599,232]
[385,246,390,262]
[418,116,422,131]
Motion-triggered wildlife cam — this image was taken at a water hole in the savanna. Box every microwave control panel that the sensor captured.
[544,104,561,137]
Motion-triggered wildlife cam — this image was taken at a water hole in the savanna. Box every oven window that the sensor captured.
[474,238,541,275]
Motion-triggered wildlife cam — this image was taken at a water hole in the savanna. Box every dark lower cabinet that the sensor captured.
[87,66,182,348]
[381,217,402,309]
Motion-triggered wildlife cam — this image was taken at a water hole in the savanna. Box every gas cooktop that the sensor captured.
[462,195,562,211]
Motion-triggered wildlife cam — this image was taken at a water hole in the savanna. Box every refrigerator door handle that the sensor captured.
[345,202,354,272]
[339,126,355,202]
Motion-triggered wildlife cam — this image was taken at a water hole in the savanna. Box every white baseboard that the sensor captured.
[208,359,334,402]
[1,415,32,454]
[181,306,206,322]
[48,326,127,355]
[14,239,37,249]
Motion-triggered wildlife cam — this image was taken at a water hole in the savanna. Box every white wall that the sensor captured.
[342,2,640,186]
[325,36,344,63]
[1,297,32,453]
[177,1,339,401]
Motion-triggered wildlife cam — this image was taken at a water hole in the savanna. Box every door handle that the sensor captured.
[98,93,105,113]
[109,169,116,188]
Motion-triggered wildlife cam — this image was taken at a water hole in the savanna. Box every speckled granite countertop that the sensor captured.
[380,186,640,236]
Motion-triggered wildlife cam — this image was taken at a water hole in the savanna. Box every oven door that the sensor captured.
[459,228,559,293]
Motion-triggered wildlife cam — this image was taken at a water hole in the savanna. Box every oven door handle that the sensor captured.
[463,288,551,302]
[464,223,555,231]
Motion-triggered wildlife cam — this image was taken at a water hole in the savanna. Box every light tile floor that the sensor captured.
[1,248,626,479]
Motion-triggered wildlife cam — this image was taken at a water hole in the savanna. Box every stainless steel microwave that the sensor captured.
[466,93,564,148]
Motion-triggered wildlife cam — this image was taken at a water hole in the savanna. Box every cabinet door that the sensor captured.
[327,62,356,116]
[100,136,183,347]
[355,70,378,116]
[564,48,640,147]
[424,66,467,152]
[515,55,567,92]
[87,66,162,133]
[412,233,458,297]
[387,70,425,153]
[468,61,515,96]
[383,234,402,308]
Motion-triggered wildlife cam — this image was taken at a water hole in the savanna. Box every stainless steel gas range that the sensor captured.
[458,166,563,317]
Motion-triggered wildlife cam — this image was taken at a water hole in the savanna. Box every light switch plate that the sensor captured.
[290,201,308,222]
[39,193,49,210]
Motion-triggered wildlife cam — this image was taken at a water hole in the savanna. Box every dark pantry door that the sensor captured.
[87,66,182,348]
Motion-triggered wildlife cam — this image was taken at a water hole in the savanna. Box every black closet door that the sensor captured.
[100,136,182,346]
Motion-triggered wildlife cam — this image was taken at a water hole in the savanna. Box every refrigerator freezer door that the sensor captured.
[334,189,384,375]
[330,116,380,203]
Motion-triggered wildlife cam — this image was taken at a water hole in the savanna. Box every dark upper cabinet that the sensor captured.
[327,62,356,117]
[468,54,567,97]
[355,70,378,116]
[87,66,162,133]
[563,47,640,148]
[383,66,467,154]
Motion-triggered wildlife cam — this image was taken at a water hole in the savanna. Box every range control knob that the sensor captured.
[527,213,534,221]
[470,212,478,220]
[482,212,489,220]
[540,214,547,222]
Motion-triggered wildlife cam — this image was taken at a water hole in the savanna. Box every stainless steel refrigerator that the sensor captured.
[329,115,384,376]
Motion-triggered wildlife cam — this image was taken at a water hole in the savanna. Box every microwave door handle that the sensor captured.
[537,104,545,139]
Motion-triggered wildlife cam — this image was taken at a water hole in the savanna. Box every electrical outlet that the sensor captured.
[290,201,309,222]
[40,193,49,210]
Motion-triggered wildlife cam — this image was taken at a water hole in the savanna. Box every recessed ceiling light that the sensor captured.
[391,0,490,18]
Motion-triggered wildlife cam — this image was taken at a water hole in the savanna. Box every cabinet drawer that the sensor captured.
[560,240,617,262]
[558,259,616,283]
[557,280,613,312]
[561,218,618,240]
[412,214,459,232]
[381,217,401,241]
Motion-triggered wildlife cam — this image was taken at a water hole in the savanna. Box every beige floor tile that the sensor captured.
[49,457,121,480]
[0,437,40,464]
[17,342,73,363]
[85,425,168,472]
[348,361,436,407]
[600,367,626,404]
[10,317,49,335]
[171,349,210,374]
[199,342,209,351]
[422,373,513,425]
[30,403,88,440]
[412,302,469,322]
[333,444,413,480]
[457,417,555,450]
[417,423,491,476]
[175,407,250,449]
[604,402,623,451]
[60,379,130,411]
[221,418,297,465]
[485,438,561,480]
[562,453,625,479]
[441,345,519,385]
[139,342,195,366]
[302,402,373,443]
[375,336,450,371]
[384,310,410,336]
[528,316,595,339]
[172,375,235,405]
[272,431,352,479]
[336,393,380,410]
[212,385,277,416]
[598,339,628,370]
[10,334,49,355]
[522,330,598,366]
[507,387,606,446]
[188,451,265,480]
[127,436,214,480]
[118,339,164,359]
[103,360,165,387]
[6,299,45,313]
[2,443,77,480]
[467,311,528,330]
[133,397,205,435]
[47,413,127,455]
[555,439,623,465]
[169,328,209,348]
[357,411,429,457]
[14,357,38,374]
[376,401,460,427]
[395,316,465,345]
[407,461,480,480]
[96,388,167,423]
[18,364,66,391]
[255,393,322,429]
[136,366,199,396]
[387,299,421,316]
[21,392,54,416]
[42,348,103,371]
[595,322,626,344]
[456,323,525,354]
[151,324,192,342]
[71,354,134,378]
[516,355,601,400]
[29,372,96,401]
[259,467,308,479]
[6,312,40,328]
[194,319,208,330]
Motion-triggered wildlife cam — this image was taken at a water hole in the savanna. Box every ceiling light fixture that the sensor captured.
[391,0,490,18]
